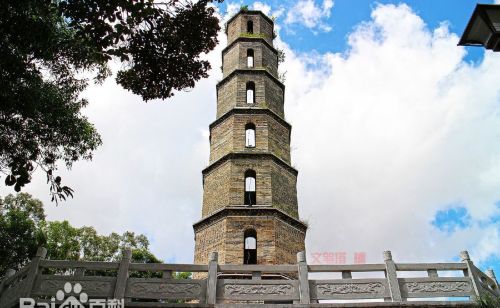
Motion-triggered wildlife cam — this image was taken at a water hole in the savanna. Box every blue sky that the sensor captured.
[432,205,472,234]
[220,0,496,63]
[432,204,499,274]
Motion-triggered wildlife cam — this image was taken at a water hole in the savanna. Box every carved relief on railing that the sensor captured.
[130,282,201,297]
[224,284,294,295]
[310,280,389,300]
[316,282,385,295]
[126,279,205,299]
[400,278,474,298]
[34,277,115,297]
[217,280,299,300]
[405,281,471,293]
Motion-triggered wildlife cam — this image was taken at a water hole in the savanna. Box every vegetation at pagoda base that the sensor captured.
[0,0,221,203]
[476,293,500,308]
[0,193,167,278]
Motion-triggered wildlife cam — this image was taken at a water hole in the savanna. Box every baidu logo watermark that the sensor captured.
[20,282,124,308]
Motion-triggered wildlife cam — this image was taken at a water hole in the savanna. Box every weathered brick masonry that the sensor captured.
[216,70,285,118]
[194,10,307,267]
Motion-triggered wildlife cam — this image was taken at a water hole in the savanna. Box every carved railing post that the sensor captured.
[74,267,85,278]
[252,271,261,280]
[427,269,438,278]
[383,251,402,302]
[342,270,352,279]
[297,251,310,304]
[162,270,173,279]
[460,250,482,299]
[206,252,218,305]
[114,249,132,301]
[22,247,47,297]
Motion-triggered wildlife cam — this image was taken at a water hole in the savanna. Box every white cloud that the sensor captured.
[252,2,272,16]
[10,2,500,271]
[223,2,243,22]
[322,0,334,13]
[252,2,286,21]
[285,0,334,32]
[278,3,500,265]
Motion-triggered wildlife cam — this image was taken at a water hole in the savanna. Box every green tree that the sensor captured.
[41,222,159,263]
[0,193,161,277]
[174,272,192,279]
[42,221,82,260]
[1,0,221,202]
[0,193,46,275]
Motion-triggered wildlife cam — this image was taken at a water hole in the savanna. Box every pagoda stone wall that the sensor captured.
[193,218,226,265]
[194,10,306,267]
[194,211,306,266]
[201,158,299,218]
[222,40,279,77]
[226,13,274,45]
[209,113,291,163]
[216,72,284,119]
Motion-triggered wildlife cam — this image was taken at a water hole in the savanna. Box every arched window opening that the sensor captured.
[247,20,254,34]
[244,229,257,264]
[245,123,255,148]
[247,49,254,68]
[244,170,256,206]
[246,82,255,104]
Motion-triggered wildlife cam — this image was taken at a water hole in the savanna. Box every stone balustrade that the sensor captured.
[0,248,498,307]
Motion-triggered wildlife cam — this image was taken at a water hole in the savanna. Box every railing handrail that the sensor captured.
[395,263,468,271]
[39,259,121,270]
[129,262,208,272]
[33,260,475,273]
[308,263,386,272]
[218,264,297,273]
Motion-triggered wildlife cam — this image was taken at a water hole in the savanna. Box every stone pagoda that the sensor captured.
[193,10,307,267]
